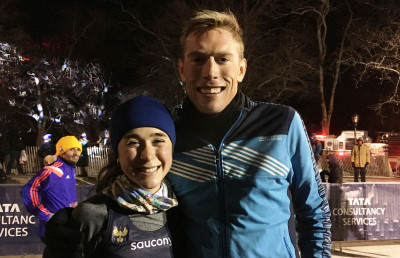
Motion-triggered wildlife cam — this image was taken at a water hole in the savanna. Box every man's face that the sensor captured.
[60,148,82,164]
[178,28,247,114]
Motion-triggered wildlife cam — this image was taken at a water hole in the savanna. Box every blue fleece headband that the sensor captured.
[111,96,176,156]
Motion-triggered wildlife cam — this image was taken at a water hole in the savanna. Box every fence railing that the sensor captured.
[320,150,393,178]
[5,146,111,177]
[5,147,393,178]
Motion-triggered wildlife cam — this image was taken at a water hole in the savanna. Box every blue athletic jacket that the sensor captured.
[167,96,331,258]
[21,157,77,237]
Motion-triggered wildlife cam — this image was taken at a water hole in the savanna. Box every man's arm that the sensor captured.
[20,170,52,221]
[44,195,108,258]
[287,112,331,257]
[43,208,84,258]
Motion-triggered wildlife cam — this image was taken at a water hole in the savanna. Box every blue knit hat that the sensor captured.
[110,96,176,156]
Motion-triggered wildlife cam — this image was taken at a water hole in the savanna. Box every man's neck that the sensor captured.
[182,93,245,145]
[59,156,76,167]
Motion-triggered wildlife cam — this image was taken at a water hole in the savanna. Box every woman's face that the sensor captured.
[117,127,173,193]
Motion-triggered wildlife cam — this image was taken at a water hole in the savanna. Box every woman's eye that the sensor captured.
[126,140,139,146]
[154,138,166,144]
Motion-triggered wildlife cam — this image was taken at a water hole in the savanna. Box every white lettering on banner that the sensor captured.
[347,198,371,206]
[334,197,385,226]
[0,204,20,213]
[131,237,172,250]
[1,215,36,225]
[342,217,377,226]
[332,208,385,216]
[0,203,37,239]
[0,227,29,237]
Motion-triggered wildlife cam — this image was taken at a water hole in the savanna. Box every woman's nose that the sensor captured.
[140,144,155,160]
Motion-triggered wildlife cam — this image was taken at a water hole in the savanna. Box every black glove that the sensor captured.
[43,207,84,258]
[352,162,355,168]
[365,162,369,167]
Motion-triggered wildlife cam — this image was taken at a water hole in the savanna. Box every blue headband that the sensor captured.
[110,96,176,156]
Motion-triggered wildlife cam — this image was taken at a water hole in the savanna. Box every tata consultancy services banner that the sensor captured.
[324,183,400,241]
[0,185,93,256]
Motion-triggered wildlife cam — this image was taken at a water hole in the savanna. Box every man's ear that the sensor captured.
[237,58,247,82]
[178,58,186,83]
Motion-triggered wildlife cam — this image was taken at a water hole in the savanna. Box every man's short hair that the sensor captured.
[180,9,244,58]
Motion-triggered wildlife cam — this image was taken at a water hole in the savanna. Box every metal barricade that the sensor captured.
[5,146,110,177]
[320,151,392,178]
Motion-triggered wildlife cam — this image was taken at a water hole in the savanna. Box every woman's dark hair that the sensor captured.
[96,159,123,193]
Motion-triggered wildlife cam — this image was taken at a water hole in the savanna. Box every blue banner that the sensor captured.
[0,185,94,256]
[323,183,400,241]
[1,183,399,255]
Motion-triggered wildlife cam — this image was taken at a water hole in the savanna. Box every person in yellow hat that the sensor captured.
[21,136,82,240]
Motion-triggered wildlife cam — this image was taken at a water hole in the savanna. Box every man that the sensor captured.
[310,133,323,162]
[76,133,89,177]
[38,134,56,166]
[21,136,82,240]
[6,126,25,175]
[166,10,331,257]
[351,137,370,182]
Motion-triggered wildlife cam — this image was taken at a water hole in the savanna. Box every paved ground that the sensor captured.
[4,240,400,257]
[332,240,400,257]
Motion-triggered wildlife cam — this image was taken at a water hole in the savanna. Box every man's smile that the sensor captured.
[197,87,224,94]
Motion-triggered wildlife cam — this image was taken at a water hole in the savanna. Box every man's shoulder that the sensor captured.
[246,97,295,114]
[244,98,296,123]
[42,159,74,177]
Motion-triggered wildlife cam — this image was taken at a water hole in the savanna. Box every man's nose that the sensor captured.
[202,57,219,80]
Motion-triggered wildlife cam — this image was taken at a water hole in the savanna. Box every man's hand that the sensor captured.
[352,162,355,168]
[44,155,57,165]
[43,208,84,258]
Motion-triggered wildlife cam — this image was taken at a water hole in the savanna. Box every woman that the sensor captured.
[44,96,179,257]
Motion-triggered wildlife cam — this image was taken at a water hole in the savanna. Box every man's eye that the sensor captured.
[191,56,205,64]
[218,57,229,63]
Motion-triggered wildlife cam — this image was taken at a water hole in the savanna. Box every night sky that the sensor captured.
[2,0,399,141]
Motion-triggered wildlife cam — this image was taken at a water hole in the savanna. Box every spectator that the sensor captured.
[0,127,10,168]
[21,136,82,240]
[38,134,56,166]
[6,126,25,175]
[76,133,89,177]
[310,133,323,163]
[166,9,331,257]
[320,154,343,183]
[351,137,370,182]
[44,96,179,257]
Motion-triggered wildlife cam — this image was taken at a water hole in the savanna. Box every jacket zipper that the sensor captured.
[216,110,243,257]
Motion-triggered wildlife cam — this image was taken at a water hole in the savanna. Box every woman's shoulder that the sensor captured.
[72,194,111,224]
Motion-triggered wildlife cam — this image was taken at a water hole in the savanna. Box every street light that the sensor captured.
[352,113,359,143]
